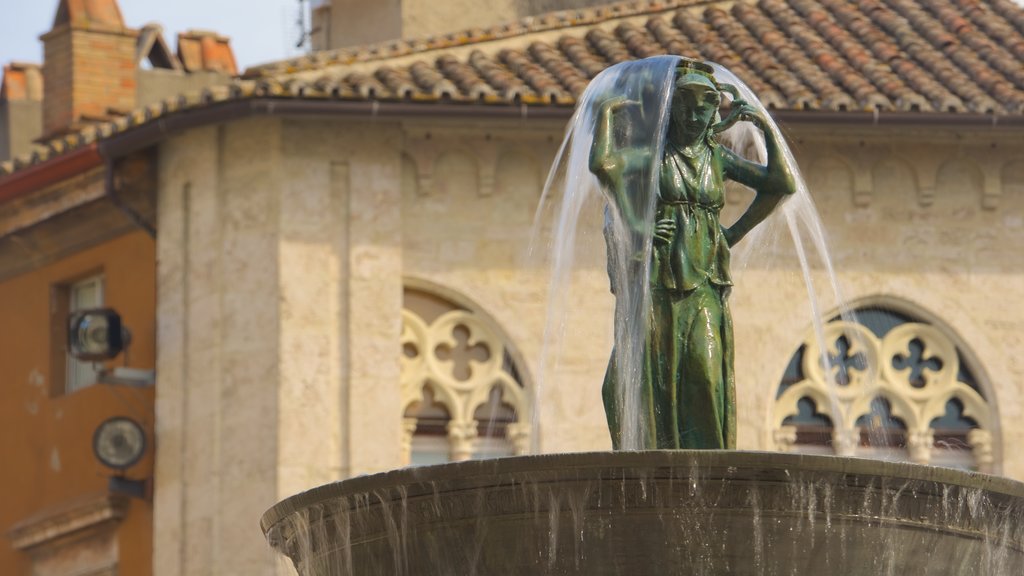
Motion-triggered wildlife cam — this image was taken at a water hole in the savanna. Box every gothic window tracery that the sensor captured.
[771,306,995,472]
[400,287,530,466]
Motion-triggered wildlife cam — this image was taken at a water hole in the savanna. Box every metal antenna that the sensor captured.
[295,0,311,50]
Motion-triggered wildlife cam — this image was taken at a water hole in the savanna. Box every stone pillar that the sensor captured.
[154,118,405,576]
[341,129,404,476]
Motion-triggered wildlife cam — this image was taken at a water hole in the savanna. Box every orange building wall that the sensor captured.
[0,230,156,576]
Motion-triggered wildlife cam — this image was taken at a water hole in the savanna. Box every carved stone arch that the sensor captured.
[400,153,420,197]
[807,155,855,214]
[400,278,532,465]
[871,156,918,211]
[403,276,534,390]
[491,147,542,227]
[1002,160,1024,204]
[494,147,541,194]
[433,149,480,198]
[935,157,984,213]
[770,295,999,472]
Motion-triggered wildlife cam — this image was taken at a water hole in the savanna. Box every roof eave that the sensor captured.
[2,99,1021,202]
[0,144,103,204]
[94,99,1024,162]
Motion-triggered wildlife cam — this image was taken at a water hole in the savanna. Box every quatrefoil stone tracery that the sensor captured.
[400,308,529,463]
[773,321,992,468]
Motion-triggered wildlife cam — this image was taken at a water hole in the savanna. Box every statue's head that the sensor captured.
[671,60,722,142]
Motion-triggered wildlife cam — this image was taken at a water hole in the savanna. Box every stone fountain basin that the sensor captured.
[262,451,1024,575]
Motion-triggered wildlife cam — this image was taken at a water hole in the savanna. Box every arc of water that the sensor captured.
[532,57,862,453]
[710,63,867,444]
[531,57,679,450]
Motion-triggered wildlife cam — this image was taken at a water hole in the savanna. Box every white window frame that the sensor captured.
[65,274,105,394]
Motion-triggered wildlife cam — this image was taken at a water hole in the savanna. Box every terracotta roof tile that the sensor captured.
[4,0,1024,179]
[1,63,43,102]
[335,72,375,99]
[407,59,460,96]
[585,28,633,64]
[989,0,1024,33]
[614,21,663,59]
[432,56,488,99]
[499,47,572,103]
[557,35,608,79]
[645,16,698,60]
[177,30,238,75]
[528,41,590,97]
[374,65,418,98]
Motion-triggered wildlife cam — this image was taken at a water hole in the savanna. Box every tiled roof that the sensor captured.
[3,0,1024,178]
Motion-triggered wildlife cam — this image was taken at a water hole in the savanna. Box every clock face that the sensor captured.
[92,417,146,470]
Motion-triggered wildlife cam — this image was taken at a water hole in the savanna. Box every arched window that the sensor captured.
[771,304,996,472]
[400,287,530,466]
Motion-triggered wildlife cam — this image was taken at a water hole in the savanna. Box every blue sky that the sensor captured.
[4,0,1024,73]
[0,0,311,72]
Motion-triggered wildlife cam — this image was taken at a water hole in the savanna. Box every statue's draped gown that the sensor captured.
[603,135,737,450]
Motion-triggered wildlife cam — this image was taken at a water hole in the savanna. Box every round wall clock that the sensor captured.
[92,416,146,470]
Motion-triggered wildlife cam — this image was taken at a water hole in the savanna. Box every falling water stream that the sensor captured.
[532,57,858,450]
[266,58,1024,575]
[266,453,1024,575]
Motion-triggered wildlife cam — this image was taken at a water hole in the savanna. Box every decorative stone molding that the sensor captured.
[773,320,993,466]
[400,307,529,463]
[403,146,437,196]
[982,167,1002,211]
[476,141,498,197]
[968,428,995,472]
[399,417,418,465]
[7,494,129,551]
[772,426,797,453]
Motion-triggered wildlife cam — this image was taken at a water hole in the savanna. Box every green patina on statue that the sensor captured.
[590,58,796,450]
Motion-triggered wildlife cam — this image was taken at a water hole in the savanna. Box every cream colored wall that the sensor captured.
[726,126,1024,477]
[152,115,1024,574]
[396,121,1024,472]
[155,117,405,576]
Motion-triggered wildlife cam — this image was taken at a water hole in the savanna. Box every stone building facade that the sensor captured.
[1,0,1022,575]
[0,2,237,575]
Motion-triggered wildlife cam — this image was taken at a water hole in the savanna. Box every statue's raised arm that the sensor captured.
[589,96,656,233]
[717,97,797,246]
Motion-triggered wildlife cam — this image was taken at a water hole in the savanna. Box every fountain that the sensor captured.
[261,57,1024,574]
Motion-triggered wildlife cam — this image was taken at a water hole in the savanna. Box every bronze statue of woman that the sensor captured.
[589,58,796,450]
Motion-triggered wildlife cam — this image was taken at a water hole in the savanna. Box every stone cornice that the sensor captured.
[7,494,129,551]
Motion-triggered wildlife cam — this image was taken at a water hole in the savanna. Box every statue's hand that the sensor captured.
[601,95,638,115]
[731,101,767,131]
[654,218,676,246]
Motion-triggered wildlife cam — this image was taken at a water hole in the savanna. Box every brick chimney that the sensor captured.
[0,63,44,161]
[177,30,238,75]
[39,0,138,138]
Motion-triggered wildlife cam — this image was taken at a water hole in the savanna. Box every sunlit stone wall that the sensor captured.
[152,115,1023,576]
